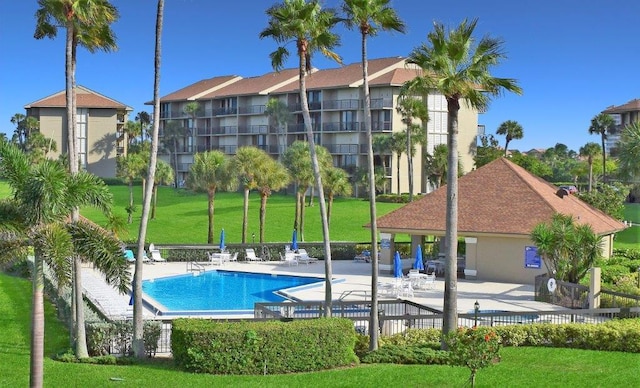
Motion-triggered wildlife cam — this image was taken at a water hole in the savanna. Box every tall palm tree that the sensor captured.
[232,146,270,243]
[496,120,524,156]
[0,141,129,388]
[406,18,522,338]
[617,121,640,184]
[132,0,163,358]
[260,0,341,316]
[425,143,449,188]
[116,153,145,224]
[372,134,392,193]
[265,98,292,157]
[135,110,151,143]
[396,95,428,202]
[10,113,27,150]
[161,120,185,187]
[34,0,119,360]
[151,159,174,220]
[588,113,616,184]
[323,166,352,226]
[390,131,406,194]
[123,120,142,149]
[342,0,405,350]
[255,158,290,243]
[579,142,601,192]
[184,101,199,140]
[187,151,237,244]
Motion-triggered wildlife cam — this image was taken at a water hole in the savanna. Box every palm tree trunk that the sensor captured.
[442,99,460,339]
[299,192,306,242]
[327,194,333,227]
[259,193,267,243]
[207,191,215,244]
[73,257,88,358]
[396,154,401,194]
[30,254,45,388]
[128,180,134,223]
[151,184,158,219]
[601,135,607,183]
[133,0,164,358]
[298,45,333,317]
[362,31,380,351]
[588,161,593,192]
[242,187,250,243]
[293,189,300,232]
[407,119,414,202]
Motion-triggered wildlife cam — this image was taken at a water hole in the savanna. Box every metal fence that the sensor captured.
[535,274,589,308]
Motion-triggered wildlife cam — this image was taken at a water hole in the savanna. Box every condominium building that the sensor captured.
[24,85,132,177]
[156,57,479,195]
[602,98,640,156]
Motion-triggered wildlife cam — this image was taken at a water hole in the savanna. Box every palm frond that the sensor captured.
[34,222,73,288]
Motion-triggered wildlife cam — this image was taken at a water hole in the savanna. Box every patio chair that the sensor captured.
[282,251,298,266]
[148,244,166,263]
[207,251,224,266]
[296,249,318,264]
[124,249,151,264]
[227,252,238,263]
[245,248,262,262]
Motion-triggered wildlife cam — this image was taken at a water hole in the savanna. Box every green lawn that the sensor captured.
[2,272,640,387]
[617,203,640,249]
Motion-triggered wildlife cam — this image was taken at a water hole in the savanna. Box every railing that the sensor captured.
[599,288,640,307]
[238,105,266,115]
[535,274,589,309]
[238,125,268,134]
[322,122,360,132]
[186,261,205,273]
[323,99,360,110]
[370,98,393,109]
[325,144,359,154]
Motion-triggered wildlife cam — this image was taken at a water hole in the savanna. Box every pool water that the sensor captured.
[142,270,322,313]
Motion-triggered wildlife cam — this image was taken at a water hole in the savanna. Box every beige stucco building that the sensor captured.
[155,57,479,195]
[602,98,640,156]
[24,85,132,178]
[375,158,627,284]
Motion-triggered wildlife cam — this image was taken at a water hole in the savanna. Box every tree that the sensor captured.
[396,95,427,201]
[123,120,142,149]
[261,0,342,316]
[151,159,174,220]
[265,98,291,157]
[474,134,502,168]
[161,120,185,188]
[496,120,523,156]
[588,113,616,183]
[255,158,290,243]
[232,146,270,243]
[34,0,119,362]
[323,166,352,226]
[406,18,522,339]
[135,110,151,143]
[530,213,602,284]
[116,153,145,224]
[390,131,406,194]
[187,151,236,244]
[578,142,601,192]
[0,141,129,388]
[372,134,392,193]
[425,143,449,188]
[617,121,640,184]
[184,101,199,139]
[132,0,163,358]
[577,182,627,220]
[25,132,57,163]
[342,0,405,350]
[10,113,27,150]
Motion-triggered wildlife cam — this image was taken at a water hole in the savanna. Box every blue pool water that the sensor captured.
[142,270,322,314]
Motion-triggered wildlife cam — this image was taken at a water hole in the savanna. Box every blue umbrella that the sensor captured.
[393,251,403,278]
[413,245,424,271]
[219,229,226,252]
[291,229,298,251]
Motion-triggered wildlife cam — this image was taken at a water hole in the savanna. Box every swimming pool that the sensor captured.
[142,270,323,316]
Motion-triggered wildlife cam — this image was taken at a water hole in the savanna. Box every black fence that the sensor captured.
[535,274,589,309]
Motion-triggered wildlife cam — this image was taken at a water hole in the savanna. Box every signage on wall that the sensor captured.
[524,246,542,269]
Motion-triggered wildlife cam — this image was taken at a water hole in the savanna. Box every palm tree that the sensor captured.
[342,0,405,350]
[132,0,163,358]
[425,143,449,188]
[372,134,392,193]
[496,120,524,156]
[232,146,270,243]
[10,113,27,150]
[0,141,129,388]
[265,98,291,157]
[34,0,119,360]
[406,18,522,338]
[135,110,151,143]
[579,142,601,192]
[187,151,237,244]
[116,153,145,224]
[123,120,142,149]
[260,0,342,316]
[255,158,290,243]
[161,120,185,187]
[617,121,640,184]
[396,95,428,202]
[323,166,352,226]
[184,101,199,139]
[588,113,616,183]
[390,131,406,194]
[151,159,174,220]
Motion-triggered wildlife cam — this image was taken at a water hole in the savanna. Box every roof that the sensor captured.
[158,75,241,102]
[602,98,640,114]
[25,85,131,110]
[198,68,300,98]
[376,158,627,237]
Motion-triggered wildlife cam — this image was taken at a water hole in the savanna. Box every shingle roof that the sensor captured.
[376,158,626,236]
[25,85,131,110]
[602,99,640,114]
[158,75,241,102]
[198,68,300,98]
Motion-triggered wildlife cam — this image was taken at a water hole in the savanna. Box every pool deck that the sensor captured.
[82,259,562,320]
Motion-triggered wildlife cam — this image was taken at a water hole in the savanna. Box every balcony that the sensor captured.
[370,98,393,109]
[287,101,321,112]
[175,145,194,154]
[238,125,268,134]
[160,110,183,119]
[325,144,359,154]
[238,105,266,115]
[371,121,392,132]
[212,107,238,116]
[323,99,360,110]
[287,123,321,133]
[323,121,360,132]
[196,126,238,136]
[176,163,192,172]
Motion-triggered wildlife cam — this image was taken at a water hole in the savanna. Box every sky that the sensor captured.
[1,0,639,153]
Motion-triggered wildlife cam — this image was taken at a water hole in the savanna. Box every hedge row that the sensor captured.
[172,318,358,375]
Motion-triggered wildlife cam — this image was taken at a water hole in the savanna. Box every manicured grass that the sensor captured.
[79,185,405,244]
[2,272,640,387]
[617,203,640,249]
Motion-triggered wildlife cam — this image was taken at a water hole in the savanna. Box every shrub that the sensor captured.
[360,344,449,365]
[86,320,162,357]
[445,327,501,388]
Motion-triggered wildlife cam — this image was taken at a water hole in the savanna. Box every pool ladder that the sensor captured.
[186,261,206,274]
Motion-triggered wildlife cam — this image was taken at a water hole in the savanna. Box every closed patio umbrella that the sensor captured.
[413,245,424,271]
[394,251,403,278]
[291,229,298,251]
[219,229,226,252]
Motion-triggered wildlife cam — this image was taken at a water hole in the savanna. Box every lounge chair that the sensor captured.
[207,251,224,266]
[296,249,318,264]
[227,252,238,263]
[282,251,298,266]
[124,249,151,264]
[149,245,167,263]
[245,248,262,262]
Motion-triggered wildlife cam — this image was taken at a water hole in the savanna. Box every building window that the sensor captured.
[77,108,88,170]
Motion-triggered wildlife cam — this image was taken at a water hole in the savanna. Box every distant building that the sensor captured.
[602,98,640,156]
[153,57,481,195]
[24,86,131,178]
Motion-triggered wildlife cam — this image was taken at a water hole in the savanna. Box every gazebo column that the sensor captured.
[464,237,478,279]
[379,233,393,274]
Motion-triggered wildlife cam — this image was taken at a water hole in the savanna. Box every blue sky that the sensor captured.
[1,0,638,152]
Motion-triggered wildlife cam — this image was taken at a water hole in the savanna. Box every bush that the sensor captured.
[360,343,449,365]
[86,320,162,357]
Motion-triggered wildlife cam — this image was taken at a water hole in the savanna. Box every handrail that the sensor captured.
[186,261,205,273]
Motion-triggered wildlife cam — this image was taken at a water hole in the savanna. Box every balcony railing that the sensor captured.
[238,125,268,134]
[212,107,238,116]
[323,99,360,110]
[196,126,238,135]
[325,143,359,154]
[160,110,183,119]
[371,121,392,131]
[370,98,393,109]
[238,105,266,115]
[323,121,360,132]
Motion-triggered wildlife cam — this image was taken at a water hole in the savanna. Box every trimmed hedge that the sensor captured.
[172,318,358,374]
